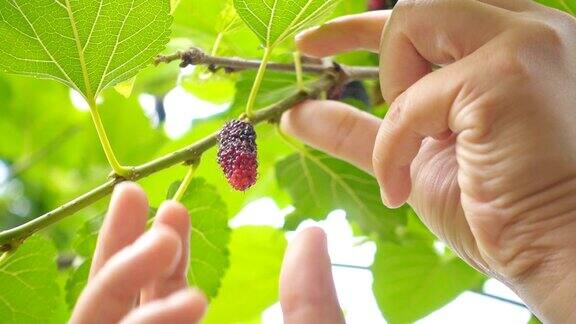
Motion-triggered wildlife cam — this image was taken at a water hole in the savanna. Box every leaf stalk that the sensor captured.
[173,162,199,202]
[88,103,132,177]
[245,47,272,118]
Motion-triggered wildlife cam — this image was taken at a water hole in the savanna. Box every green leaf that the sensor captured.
[528,315,543,324]
[177,178,231,299]
[114,76,137,98]
[65,219,99,309]
[372,228,485,323]
[233,0,341,48]
[228,70,307,115]
[182,69,237,104]
[204,226,286,324]
[276,150,406,238]
[0,0,172,102]
[216,1,243,35]
[65,259,91,310]
[0,236,64,323]
[536,0,576,15]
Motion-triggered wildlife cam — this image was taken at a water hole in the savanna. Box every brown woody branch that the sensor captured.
[155,47,380,80]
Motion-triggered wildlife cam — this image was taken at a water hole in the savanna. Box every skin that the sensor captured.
[73,1,576,323]
[283,0,576,322]
[70,182,345,324]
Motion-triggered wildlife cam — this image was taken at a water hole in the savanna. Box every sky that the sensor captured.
[233,199,532,324]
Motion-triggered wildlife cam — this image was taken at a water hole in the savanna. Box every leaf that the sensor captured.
[181,69,237,104]
[233,0,341,48]
[228,70,308,116]
[65,219,99,309]
[173,0,261,56]
[177,178,231,298]
[216,1,243,34]
[0,0,172,102]
[114,76,137,98]
[0,236,64,323]
[65,259,91,310]
[276,150,406,238]
[372,226,485,323]
[528,315,543,324]
[204,226,286,324]
[536,0,576,15]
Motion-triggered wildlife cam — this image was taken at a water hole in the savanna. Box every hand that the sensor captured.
[282,1,576,322]
[70,183,344,324]
[70,182,207,324]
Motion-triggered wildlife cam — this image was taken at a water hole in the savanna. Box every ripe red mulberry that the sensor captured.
[217,120,258,191]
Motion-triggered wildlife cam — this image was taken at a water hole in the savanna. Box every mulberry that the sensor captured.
[217,120,258,191]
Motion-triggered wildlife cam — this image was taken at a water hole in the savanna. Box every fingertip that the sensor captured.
[294,226,327,247]
[295,27,325,58]
[280,101,308,135]
[146,226,183,276]
[111,182,148,210]
[187,289,208,313]
[296,11,389,57]
[379,165,411,209]
[92,182,149,278]
[155,201,190,230]
[172,288,208,317]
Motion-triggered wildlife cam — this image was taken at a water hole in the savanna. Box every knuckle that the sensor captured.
[523,20,564,48]
[394,0,472,16]
[331,110,359,156]
[491,50,529,79]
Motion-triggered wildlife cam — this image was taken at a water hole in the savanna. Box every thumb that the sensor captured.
[280,227,344,324]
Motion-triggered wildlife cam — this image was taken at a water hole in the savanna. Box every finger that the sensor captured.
[141,201,191,303]
[90,182,149,279]
[296,11,390,57]
[380,0,511,103]
[70,226,182,324]
[476,0,534,11]
[280,227,344,324]
[121,289,207,324]
[373,60,474,208]
[281,100,380,174]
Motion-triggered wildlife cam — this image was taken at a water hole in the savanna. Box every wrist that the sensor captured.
[508,208,576,323]
[517,263,576,323]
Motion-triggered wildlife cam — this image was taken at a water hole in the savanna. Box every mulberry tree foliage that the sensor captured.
[0,0,568,323]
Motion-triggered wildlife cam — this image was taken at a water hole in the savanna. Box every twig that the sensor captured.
[0,75,337,252]
[332,263,371,271]
[470,291,527,309]
[155,47,380,80]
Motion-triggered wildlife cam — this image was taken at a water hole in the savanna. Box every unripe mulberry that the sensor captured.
[217,120,258,191]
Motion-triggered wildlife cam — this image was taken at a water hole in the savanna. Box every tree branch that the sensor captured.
[155,47,380,80]
[470,291,527,309]
[0,74,338,252]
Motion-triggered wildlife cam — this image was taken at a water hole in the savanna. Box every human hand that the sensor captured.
[282,1,576,322]
[70,183,207,324]
[70,183,344,324]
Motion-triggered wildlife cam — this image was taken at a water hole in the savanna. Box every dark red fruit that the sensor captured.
[367,0,389,10]
[217,120,258,191]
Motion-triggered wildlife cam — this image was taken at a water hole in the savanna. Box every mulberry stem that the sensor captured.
[245,47,272,118]
[173,162,199,202]
[294,51,304,91]
[88,103,132,177]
